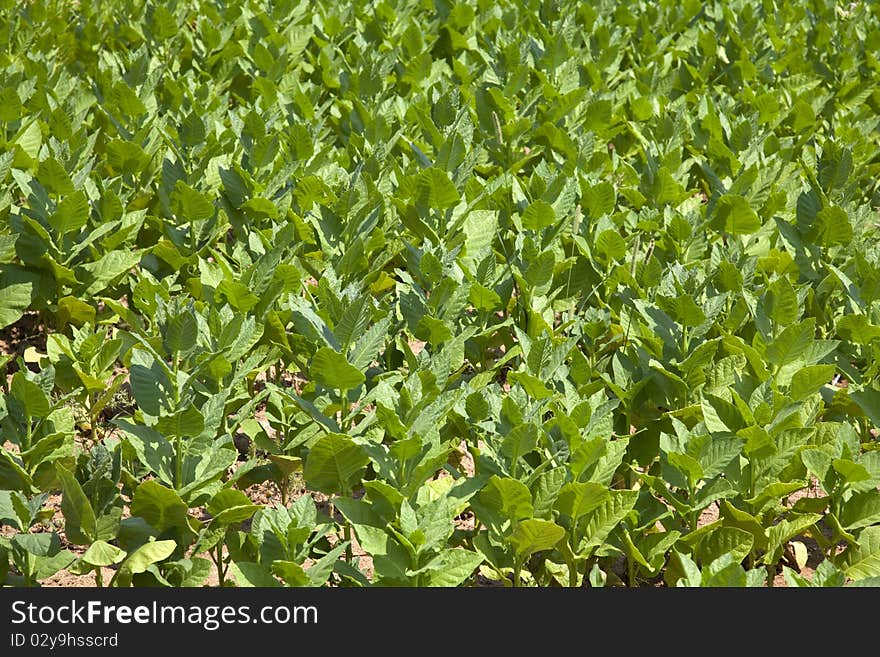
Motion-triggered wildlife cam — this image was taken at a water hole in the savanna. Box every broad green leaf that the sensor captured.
[229,562,281,587]
[837,526,880,581]
[11,372,50,418]
[304,433,368,495]
[790,365,836,401]
[310,347,365,390]
[16,121,42,160]
[115,420,176,485]
[595,230,626,262]
[764,277,799,326]
[763,513,822,566]
[113,540,177,584]
[841,491,880,531]
[38,158,74,195]
[0,282,32,329]
[851,389,880,428]
[701,394,744,433]
[420,549,483,586]
[56,464,97,545]
[696,526,753,567]
[165,309,198,355]
[417,168,460,209]
[56,296,96,327]
[171,181,214,221]
[207,489,260,526]
[475,476,534,524]
[508,519,565,561]
[711,194,761,235]
[130,480,189,533]
[272,560,310,586]
[49,191,89,235]
[522,201,556,231]
[81,540,127,568]
[580,490,639,552]
[809,206,852,247]
[156,404,205,438]
[553,482,609,524]
[765,320,814,369]
[507,371,553,399]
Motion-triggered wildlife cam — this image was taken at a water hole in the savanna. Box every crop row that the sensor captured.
[1,0,880,586]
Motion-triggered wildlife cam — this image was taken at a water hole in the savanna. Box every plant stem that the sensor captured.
[95,566,103,588]
[216,543,225,587]
[175,434,182,490]
[173,354,182,490]
[512,560,522,588]
[344,521,353,565]
[24,414,33,451]
[628,557,636,588]
[339,388,348,432]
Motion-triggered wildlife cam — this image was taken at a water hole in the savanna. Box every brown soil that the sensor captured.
[0,312,48,369]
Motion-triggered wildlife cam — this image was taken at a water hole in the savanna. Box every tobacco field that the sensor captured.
[1,0,880,588]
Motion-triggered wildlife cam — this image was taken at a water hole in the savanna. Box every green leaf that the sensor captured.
[719,501,768,550]
[16,121,42,160]
[11,372,50,418]
[56,296,96,327]
[764,277,799,326]
[474,476,534,524]
[583,182,615,216]
[420,549,483,586]
[229,562,281,587]
[765,319,814,369]
[272,560,310,586]
[156,404,205,438]
[304,433,368,495]
[837,526,880,581]
[697,526,753,567]
[112,540,177,585]
[710,194,761,235]
[38,158,74,196]
[171,181,214,221]
[56,464,97,545]
[469,283,501,312]
[521,201,556,231]
[0,88,22,122]
[310,347,365,390]
[554,482,610,523]
[508,519,565,561]
[851,389,880,428]
[841,491,880,531]
[267,454,303,478]
[790,365,836,401]
[658,294,706,327]
[701,394,744,433]
[595,230,626,262]
[763,514,822,566]
[0,450,33,492]
[80,540,127,568]
[507,371,553,400]
[165,309,198,355]
[207,489,260,526]
[417,168,460,209]
[130,480,189,533]
[49,191,90,235]
[809,206,852,246]
[462,211,498,255]
[580,490,639,552]
[0,282,32,330]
